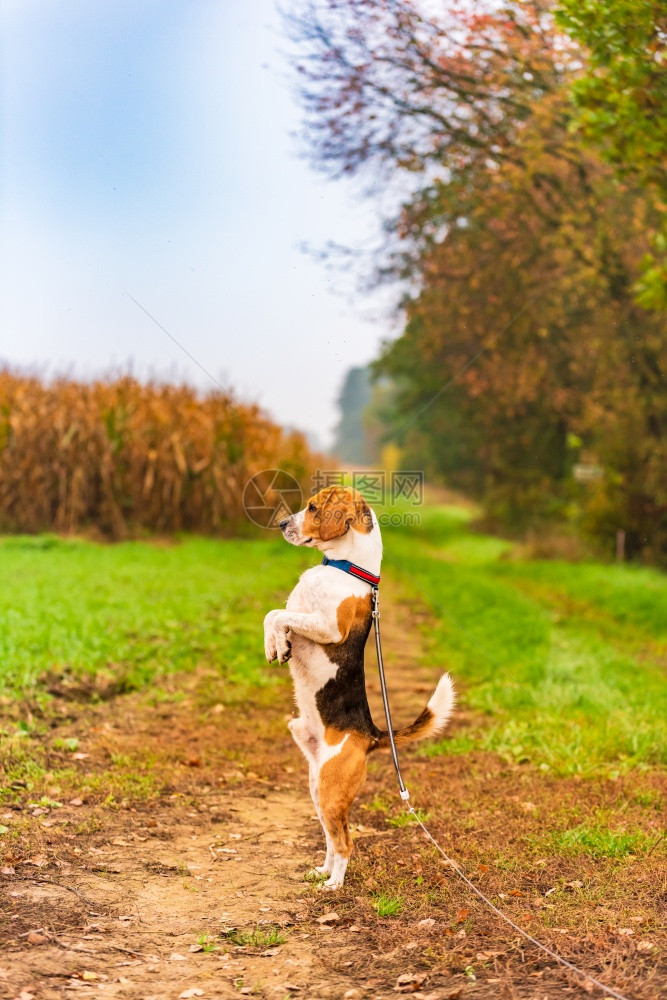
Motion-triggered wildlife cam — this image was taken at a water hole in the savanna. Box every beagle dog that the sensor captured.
[264,486,454,890]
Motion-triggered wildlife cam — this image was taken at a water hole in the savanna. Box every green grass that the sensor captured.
[226,925,286,948]
[372,892,403,916]
[387,808,430,827]
[379,504,666,776]
[0,533,312,700]
[196,933,218,953]
[551,823,652,858]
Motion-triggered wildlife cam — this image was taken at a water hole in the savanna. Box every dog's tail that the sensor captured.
[371,673,455,751]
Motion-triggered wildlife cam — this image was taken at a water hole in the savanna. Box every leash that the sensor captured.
[322,555,632,1000]
[372,586,410,801]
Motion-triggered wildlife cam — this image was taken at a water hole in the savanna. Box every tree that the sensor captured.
[555,0,667,309]
[332,366,373,464]
[287,0,667,561]
[555,1,667,192]
[375,94,666,558]
[287,2,575,186]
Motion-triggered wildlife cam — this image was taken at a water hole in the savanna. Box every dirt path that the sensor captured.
[5,790,351,999]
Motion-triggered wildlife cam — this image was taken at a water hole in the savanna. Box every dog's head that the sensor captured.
[280,486,372,549]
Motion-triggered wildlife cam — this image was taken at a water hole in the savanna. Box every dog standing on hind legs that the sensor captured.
[264,486,455,889]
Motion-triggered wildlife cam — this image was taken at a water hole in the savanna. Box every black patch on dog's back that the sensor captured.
[316,598,381,739]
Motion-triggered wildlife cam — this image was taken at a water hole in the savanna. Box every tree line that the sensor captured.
[292,0,666,564]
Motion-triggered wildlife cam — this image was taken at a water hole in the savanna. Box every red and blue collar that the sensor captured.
[322,555,380,589]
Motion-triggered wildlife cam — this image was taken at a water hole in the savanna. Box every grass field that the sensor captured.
[3,505,664,774]
[383,506,667,778]
[1,504,665,997]
[0,532,316,700]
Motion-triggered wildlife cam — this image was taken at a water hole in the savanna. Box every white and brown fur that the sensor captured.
[264,486,454,890]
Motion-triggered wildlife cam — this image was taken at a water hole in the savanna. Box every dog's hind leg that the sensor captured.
[318,737,368,890]
[287,719,333,875]
[309,764,334,876]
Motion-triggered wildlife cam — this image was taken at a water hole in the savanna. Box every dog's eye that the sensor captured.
[308,502,317,513]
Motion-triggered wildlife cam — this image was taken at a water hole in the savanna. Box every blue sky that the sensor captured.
[0,0,390,447]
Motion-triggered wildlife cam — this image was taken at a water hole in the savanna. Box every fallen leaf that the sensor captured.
[72,753,89,761]
[417,918,435,928]
[565,880,583,890]
[508,889,522,897]
[316,911,339,924]
[1,866,15,875]
[455,908,469,923]
[26,854,47,867]
[637,940,654,952]
[261,947,281,957]
[395,972,427,993]
[477,864,489,874]
[618,928,634,936]
[27,930,48,945]
[187,757,202,767]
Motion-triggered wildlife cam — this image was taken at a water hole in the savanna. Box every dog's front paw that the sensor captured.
[263,610,280,663]
[276,626,292,664]
[264,633,277,663]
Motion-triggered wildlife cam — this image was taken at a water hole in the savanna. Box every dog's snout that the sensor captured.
[279,518,289,531]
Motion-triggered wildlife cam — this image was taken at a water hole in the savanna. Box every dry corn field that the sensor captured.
[0,371,316,537]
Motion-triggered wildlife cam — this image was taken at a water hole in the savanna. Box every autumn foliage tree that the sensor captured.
[555,0,667,309]
[377,96,666,556]
[287,0,666,562]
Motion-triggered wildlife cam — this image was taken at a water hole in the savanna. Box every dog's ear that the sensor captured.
[319,488,356,541]
[353,494,373,533]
